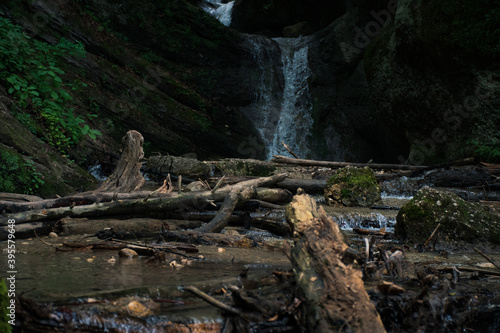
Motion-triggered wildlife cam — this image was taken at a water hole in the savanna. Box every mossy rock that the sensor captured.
[215,158,276,177]
[324,166,381,207]
[396,187,500,245]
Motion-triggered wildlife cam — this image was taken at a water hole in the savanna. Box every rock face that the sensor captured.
[324,167,381,207]
[365,0,500,165]
[396,187,500,245]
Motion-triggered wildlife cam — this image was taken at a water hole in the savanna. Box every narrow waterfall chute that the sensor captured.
[201,0,234,27]
[243,36,314,160]
[270,37,314,159]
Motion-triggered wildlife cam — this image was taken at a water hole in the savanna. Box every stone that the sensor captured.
[324,166,381,207]
[48,232,58,238]
[395,187,500,245]
[118,248,139,258]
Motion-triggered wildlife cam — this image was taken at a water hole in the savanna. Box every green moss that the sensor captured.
[420,0,500,60]
[396,187,500,244]
[325,166,381,206]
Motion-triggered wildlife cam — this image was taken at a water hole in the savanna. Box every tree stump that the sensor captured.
[97,130,145,192]
[286,190,386,333]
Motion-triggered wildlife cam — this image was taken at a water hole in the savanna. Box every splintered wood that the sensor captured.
[286,190,386,333]
[97,130,146,192]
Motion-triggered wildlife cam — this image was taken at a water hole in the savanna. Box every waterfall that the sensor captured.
[270,37,313,159]
[201,0,234,27]
[243,36,314,160]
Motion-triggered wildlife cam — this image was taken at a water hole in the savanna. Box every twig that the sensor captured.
[178,175,182,194]
[184,286,242,316]
[473,247,500,271]
[281,141,299,159]
[424,223,441,247]
[211,175,226,193]
[34,230,61,251]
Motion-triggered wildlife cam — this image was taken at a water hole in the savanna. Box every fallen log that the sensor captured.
[55,217,203,238]
[286,190,386,332]
[195,186,256,233]
[162,230,278,249]
[272,155,426,170]
[276,178,327,194]
[1,174,287,225]
[0,191,174,213]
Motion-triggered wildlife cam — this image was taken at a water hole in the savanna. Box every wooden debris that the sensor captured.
[1,174,288,225]
[97,130,146,192]
[286,191,386,332]
[353,227,392,238]
[281,141,300,159]
[473,247,500,271]
[272,155,426,170]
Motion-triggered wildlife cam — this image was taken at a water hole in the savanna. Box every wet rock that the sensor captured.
[118,248,138,258]
[396,187,500,245]
[108,296,159,318]
[214,158,276,177]
[324,166,381,207]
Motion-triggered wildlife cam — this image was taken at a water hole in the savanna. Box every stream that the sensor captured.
[2,179,499,331]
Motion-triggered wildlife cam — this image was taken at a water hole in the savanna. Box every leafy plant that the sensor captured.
[0,149,45,195]
[0,17,101,153]
[467,138,500,162]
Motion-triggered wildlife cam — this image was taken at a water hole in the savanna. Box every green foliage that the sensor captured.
[421,0,500,58]
[0,279,12,333]
[0,149,45,195]
[0,17,101,153]
[467,138,500,162]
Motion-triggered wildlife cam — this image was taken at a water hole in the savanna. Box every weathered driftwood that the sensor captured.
[0,192,42,202]
[195,186,256,233]
[272,155,426,170]
[55,217,202,238]
[0,191,173,213]
[97,130,146,192]
[286,190,386,333]
[1,174,287,225]
[163,230,278,249]
[276,178,327,194]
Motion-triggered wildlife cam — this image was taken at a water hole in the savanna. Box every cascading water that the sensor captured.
[243,36,314,160]
[201,0,234,27]
[270,37,314,159]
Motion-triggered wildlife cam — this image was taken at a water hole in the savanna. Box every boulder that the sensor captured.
[324,166,381,207]
[396,187,500,245]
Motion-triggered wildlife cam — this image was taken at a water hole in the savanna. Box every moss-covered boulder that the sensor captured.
[324,166,381,207]
[396,187,500,245]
